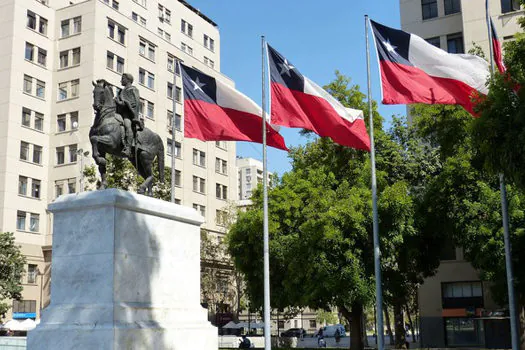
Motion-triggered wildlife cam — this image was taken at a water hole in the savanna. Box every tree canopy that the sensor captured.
[0,232,26,319]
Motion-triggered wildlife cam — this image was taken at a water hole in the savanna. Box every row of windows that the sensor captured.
[17,211,40,233]
[59,47,81,69]
[18,176,41,199]
[425,33,464,54]
[422,0,520,20]
[22,108,43,132]
[27,10,47,36]
[23,75,45,99]
[60,16,82,38]
[25,42,47,67]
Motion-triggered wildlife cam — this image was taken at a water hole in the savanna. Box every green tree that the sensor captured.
[471,0,525,190]
[411,102,525,349]
[0,232,26,319]
[227,73,442,350]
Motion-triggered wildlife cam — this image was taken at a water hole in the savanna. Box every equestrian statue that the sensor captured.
[90,73,164,196]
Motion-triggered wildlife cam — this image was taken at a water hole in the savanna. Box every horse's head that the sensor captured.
[92,79,115,112]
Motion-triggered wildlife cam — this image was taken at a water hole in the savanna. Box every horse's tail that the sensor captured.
[157,135,165,183]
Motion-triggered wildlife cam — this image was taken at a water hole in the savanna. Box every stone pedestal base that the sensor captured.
[27,189,217,350]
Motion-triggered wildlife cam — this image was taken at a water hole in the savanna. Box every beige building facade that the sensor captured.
[399,0,522,347]
[1,0,237,322]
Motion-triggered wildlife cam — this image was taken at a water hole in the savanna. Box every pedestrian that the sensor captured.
[317,327,325,347]
[335,329,341,343]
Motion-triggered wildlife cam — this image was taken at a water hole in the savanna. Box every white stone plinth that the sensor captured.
[27,189,217,350]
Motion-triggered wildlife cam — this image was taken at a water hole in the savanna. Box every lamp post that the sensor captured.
[77,149,90,192]
[37,268,44,316]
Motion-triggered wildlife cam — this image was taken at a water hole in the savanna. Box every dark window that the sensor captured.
[12,300,36,313]
[422,0,438,19]
[444,0,461,15]
[445,318,484,346]
[447,33,464,53]
[426,36,441,48]
[442,281,483,308]
[501,0,520,13]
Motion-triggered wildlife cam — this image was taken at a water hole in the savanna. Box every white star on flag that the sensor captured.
[192,76,206,92]
[279,59,295,77]
[384,39,397,54]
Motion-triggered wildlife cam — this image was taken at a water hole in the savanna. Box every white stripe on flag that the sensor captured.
[408,34,490,94]
[303,77,364,123]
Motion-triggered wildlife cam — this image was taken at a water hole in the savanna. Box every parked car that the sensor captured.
[280,327,307,337]
[314,324,346,337]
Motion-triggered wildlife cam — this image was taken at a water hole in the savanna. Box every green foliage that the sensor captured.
[412,102,525,305]
[471,15,525,191]
[0,232,26,319]
[227,72,443,349]
[83,155,171,200]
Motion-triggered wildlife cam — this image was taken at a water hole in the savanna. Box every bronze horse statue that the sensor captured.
[90,79,164,195]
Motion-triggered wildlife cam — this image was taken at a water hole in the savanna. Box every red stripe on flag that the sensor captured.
[379,60,482,116]
[492,37,505,74]
[184,100,288,151]
[270,83,370,151]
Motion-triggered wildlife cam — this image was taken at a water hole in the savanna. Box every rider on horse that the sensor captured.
[115,73,143,157]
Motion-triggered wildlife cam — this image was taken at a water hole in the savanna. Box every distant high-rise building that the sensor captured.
[1,0,237,321]
[399,0,521,347]
[236,157,273,203]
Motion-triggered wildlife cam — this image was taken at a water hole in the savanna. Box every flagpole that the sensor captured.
[365,15,384,350]
[261,35,272,350]
[170,60,177,203]
[486,4,519,349]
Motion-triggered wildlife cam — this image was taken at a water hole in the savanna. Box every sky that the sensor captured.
[189,0,407,176]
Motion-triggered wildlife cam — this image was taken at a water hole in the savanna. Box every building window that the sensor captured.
[59,51,68,68]
[57,114,66,132]
[17,211,26,231]
[72,48,81,65]
[20,142,29,161]
[22,108,31,127]
[59,47,81,69]
[19,176,28,195]
[181,42,193,56]
[216,141,227,150]
[12,300,36,314]
[167,82,173,99]
[442,281,483,308]
[61,19,70,37]
[309,320,317,328]
[73,16,82,33]
[167,139,181,158]
[23,75,32,94]
[69,144,78,163]
[447,33,464,54]
[138,68,154,89]
[31,179,41,198]
[37,48,47,66]
[34,113,43,131]
[193,176,206,194]
[215,158,227,175]
[426,36,441,48]
[36,80,45,98]
[58,79,80,101]
[132,0,147,6]
[108,19,126,45]
[139,38,156,61]
[501,0,521,13]
[38,17,47,35]
[112,0,119,10]
[27,11,47,35]
[27,264,38,283]
[25,42,34,61]
[33,145,42,164]
[29,213,39,232]
[71,112,79,129]
[445,318,484,346]
[175,87,182,103]
[444,0,461,15]
[193,149,206,167]
[167,111,182,131]
[204,34,215,52]
[181,19,193,37]
[27,11,36,30]
[56,146,65,165]
[146,101,154,119]
[193,204,206,217]
[204,57,215,69]
[107,51,124,72]
[216,183,227,200]
[68,179,76,193]
[422,0,438,20]
[174,170,181,186]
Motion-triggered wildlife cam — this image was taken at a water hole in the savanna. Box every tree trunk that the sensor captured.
[384,306,394,345]
[405,303,416,343]
[340,303,365,350]
[362,311,369,346]
[394,300,407,348]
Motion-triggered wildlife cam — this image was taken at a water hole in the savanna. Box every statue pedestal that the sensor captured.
[27,189,217,350]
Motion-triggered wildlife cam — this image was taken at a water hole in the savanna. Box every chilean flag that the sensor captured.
[180,64,288,151]
[370,20,490,115]
[267,44,371,151]
[490,18,506,73]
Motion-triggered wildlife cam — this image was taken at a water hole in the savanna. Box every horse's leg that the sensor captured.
[137,152,155,196]
[90,135,108,190]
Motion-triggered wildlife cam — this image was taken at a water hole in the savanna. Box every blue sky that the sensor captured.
[189,0,407,175]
